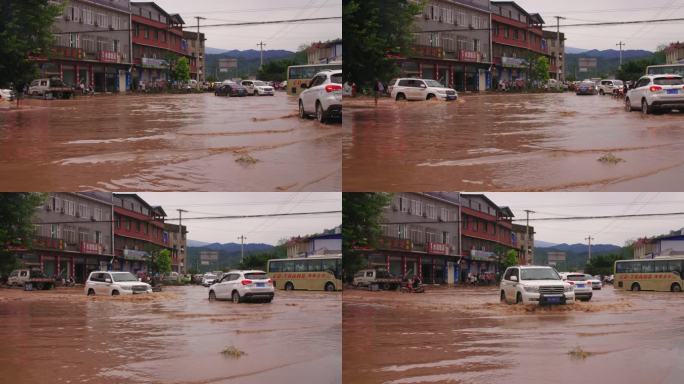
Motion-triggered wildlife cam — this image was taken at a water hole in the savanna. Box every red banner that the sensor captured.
[427,242,449,255]
[81,242,103,255]
[459,50,481,62]
[98,50,119,63]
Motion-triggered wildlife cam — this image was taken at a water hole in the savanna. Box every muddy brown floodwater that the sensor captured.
[0,93,340,191]
[0,286,341,384]
[343,93,684,191]
[343,287,684,384]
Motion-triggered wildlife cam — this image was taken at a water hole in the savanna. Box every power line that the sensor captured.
[382,211,684,225]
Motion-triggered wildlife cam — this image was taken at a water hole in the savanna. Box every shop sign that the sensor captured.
[459,50,481,62]
[502,57,528,68]
[80,242,103,255]
[427,242,449,255]
[470,249,497,261]
[142,58,169,69]
[123,249,150,261]
[378,237,413,251]
[98,50,119,63]
[35,237,64,250]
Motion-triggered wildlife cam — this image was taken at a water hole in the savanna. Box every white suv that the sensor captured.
[597,79,624,95]
[208,270,274,303]
[241,80,274,96]
[625,74,684,114]
[389,78,458,101]
[298,69,342,123]
[85,271,152,296]
[500,266,575,305]
[560,273,593,301]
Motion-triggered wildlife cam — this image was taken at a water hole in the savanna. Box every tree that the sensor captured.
[155,249,172,274]
[585,253,626,276]
[0,193,47,275]
[530,55,550,87]
[342,193,392,281]
[171,56,191,83]
[502,250,518,270]
[0,1,63,90]
[257,59,300,82]
[343,0,423,89]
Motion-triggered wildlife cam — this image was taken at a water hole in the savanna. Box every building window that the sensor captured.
[125,218,130,231]
[78,228,88,243]
[63,200,76,216]
[64,226,76,244]
[78,203,88,218]
[411,200,422,216]
[51,224,61,239]
[144,26,149,39]
[442,232,450,244]
[425,204,436,219]
[95,231,102,244]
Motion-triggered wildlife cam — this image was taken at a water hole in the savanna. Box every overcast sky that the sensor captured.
[152,0,341,51]
[137,193,341,245]
[485,193,684,246]
[516,0,684,51]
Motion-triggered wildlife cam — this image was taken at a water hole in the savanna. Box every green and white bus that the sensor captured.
[614,257,684,292]
[267,255,342,291]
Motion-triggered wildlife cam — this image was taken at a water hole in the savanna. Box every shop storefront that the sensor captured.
[363,240,458,285]
[396,57,491,92]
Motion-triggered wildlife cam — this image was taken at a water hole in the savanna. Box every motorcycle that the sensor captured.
[400,278,425,293]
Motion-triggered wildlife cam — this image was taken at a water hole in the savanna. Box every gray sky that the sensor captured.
[515,0,684,51]
[153,0,341,51]
[485,193,684,246]
[137,192,341,245]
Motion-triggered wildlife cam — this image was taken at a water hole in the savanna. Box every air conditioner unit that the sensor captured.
[424,14,430,20]
[90,215,96,221]
[422,212,428,218]
[109,25,114,30]
[439,216,445,222]
[60,207,65,214]
[469,24,474,30]
[94,21,99,27]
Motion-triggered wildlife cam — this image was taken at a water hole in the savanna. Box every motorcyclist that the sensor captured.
[412,275,422,291]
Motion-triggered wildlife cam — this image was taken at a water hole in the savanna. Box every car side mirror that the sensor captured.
[510,276,518,282]
[420,84,427,88]
[105,278,112,283]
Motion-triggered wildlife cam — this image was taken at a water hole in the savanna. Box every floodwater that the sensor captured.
[343,93,684,191]
[0,93,341,191]
[0,286,341,384]
[343,287,684,384]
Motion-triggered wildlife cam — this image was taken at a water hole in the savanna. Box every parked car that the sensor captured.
[0,88,16,101]
[576,80,598,95]
[500,266,575,305]
[241,80,274,96]
[84,271,152,296]
[352,269,402,290]
[625,74,684,115]
[208,270,274,303]
[28,78,74,99]
[585,274,602,290]
[389,78,458,101]
[597,79,624,95]
[215,81,247,97]
[201,273,218,287]
[560,273,593,301]
[298,69,342,123]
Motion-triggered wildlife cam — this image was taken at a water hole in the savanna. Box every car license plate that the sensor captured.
[577,284,585,288]
[256,283,265,287]
[667,89,679,94]
[447,96,457,101]
[546,297,560,304]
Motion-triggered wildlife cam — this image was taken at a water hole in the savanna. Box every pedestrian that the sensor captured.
[374,79,384,106]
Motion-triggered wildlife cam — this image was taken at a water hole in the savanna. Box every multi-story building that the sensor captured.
[287,232,342,258]
[11,193,114,283]
[183,30,207,82]
[543,30,565,81]
[395,0,492,91]
[164,222,188,273]
[130,2,191,87]
[634,237,657,259]
[512,223,534,265]
[307,39,343,64]
[664,42,684,64]
[490,1,551,85]
[40,0,133,92]
[112,194,170,273]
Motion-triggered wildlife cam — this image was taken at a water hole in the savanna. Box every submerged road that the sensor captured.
[0,93,341,191]
[0,286,341,384]
[343,93,684,191]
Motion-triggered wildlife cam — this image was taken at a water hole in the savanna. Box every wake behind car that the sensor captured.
[576,80,598,95]
[241,80,274,96]
[85,271,152,296]
[208,270,274,303]
[215,81,247,97]
[298,69,342,123]
[500,266,575,305]
[389,78,458,101]
[0,88,16,101]
[625,74,684,115]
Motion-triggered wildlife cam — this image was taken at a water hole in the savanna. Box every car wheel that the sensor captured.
[87,288,95,296]
[111,290,119,296]
[631,283,641,292]
[625,98,633,112]
[231,291,241,304]
[284,282,294,291]
[672,283,682,292]
[254,91,258,96]
[396,93,406,101]
[516,292,522,304]
[209,290,216,301]
[426,94,435,100]
[316,102,326,123]
[298,100,307,119]
[641,99,651,115]
[599,90,604,95]
[500,290,507,303]
[324,282,335,292]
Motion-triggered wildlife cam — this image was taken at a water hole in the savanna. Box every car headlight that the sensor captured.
[564,285,574,292]
[523,286,539,293]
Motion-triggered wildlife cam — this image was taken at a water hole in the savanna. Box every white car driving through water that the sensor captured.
[500,266,575,305]
[85,271,152,296]
[389,78,458,101]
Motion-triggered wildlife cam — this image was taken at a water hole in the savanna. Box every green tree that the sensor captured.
[530,55,550,87]
[0,1,63,90]
[343,0,423,90]
[171,56,191,83]
[155,249,172,274]
[257,59,299,82]
[502,249,518,270]
[585,253,626,276]
[0,193,46,275]
[342,193,392,281]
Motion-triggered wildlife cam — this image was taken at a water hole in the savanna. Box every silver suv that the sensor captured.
[208,270,274,303]
[298,69,342,123]
[85,271,152,296]
[597,79,624,95]
[389,78,458,101]
[500,266,575,305]
[625,74,684,114]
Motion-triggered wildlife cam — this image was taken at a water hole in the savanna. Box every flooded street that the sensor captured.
[343,287,684,384]
[0,286,341,384]
[343,93,684,191]
[0,93,341,191]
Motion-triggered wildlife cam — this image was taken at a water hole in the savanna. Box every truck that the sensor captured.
[28,78,75,99]
[7,269,56,290]
[353,269,402,290]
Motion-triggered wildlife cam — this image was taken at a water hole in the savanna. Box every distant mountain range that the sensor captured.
[534,242,625,270]
[565,49,656,79]
[538,243,622,254]
[534,240,558,248]
[203,49,301,79]
[565,47,588,55]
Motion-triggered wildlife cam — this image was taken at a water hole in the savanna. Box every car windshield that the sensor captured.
[521,268,560,280]
[253,81,266,86]
[424,80,445,88]
[111,273,138,282]
[654,77,684,85]
[613,80,624,85]
[204,274,217,279]
[244,272,268,280]
[566,274,587,281]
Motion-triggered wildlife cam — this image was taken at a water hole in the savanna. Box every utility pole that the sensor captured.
[585,236,595,262]
[524,210,535,265]
[238,235,247,263]
[195,17,206,89]
[554,16,566,81]
[257,41,266,69]
[176,209,187,274]
[616,41,626,69]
